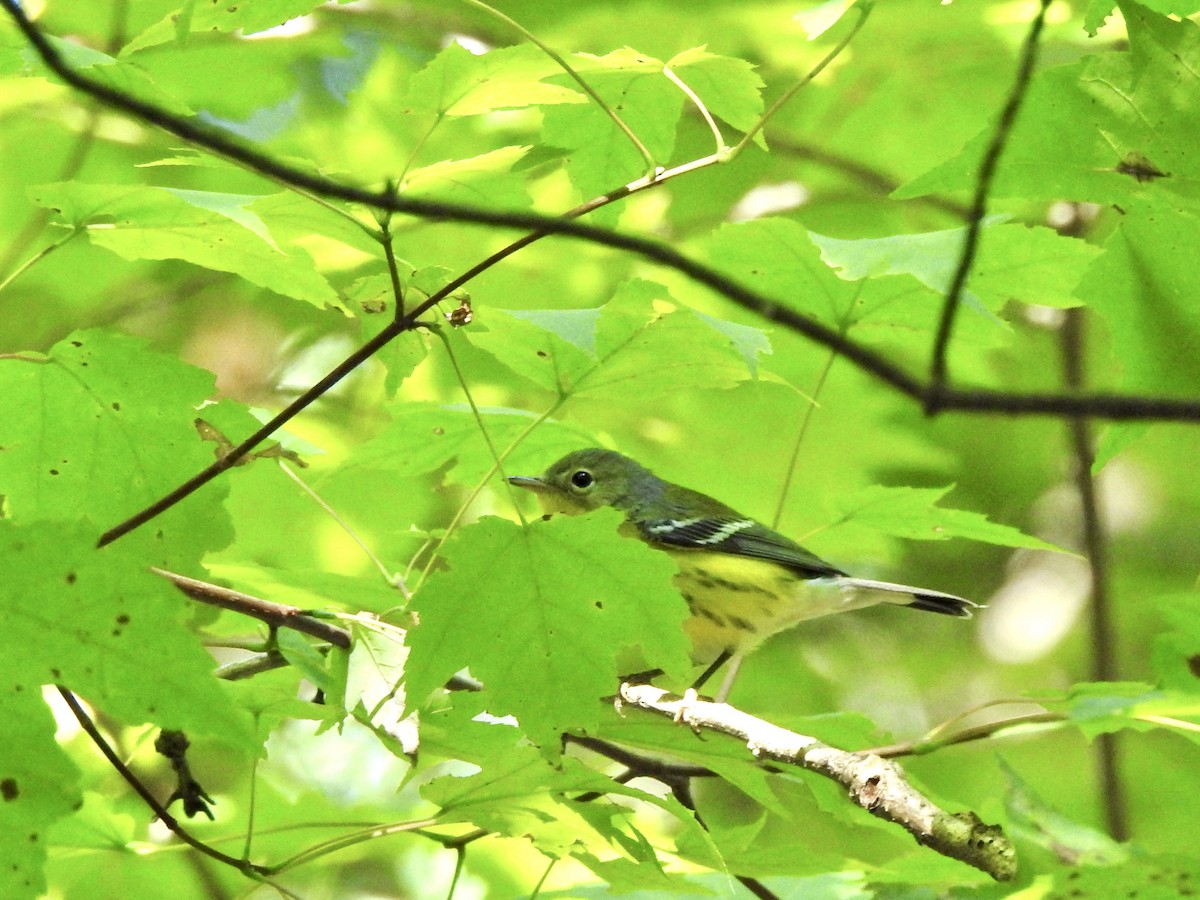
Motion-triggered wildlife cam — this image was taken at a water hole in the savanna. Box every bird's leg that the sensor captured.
[713,653,745,703]
[690,649,733,692]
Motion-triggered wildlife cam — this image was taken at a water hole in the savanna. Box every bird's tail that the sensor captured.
[838,577,978,618]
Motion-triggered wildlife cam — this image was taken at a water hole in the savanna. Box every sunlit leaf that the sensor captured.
[825,484,1062,551]
[667,47,766,146]
[400,42,584,117]
[1152,593,1200,693]
[542,50,682,223]
[811,221,1100,311]
[899,4,1200,210]
[1076,202,1200,395]
[332,401,597,487]
[29,183,337,306]
[1002,757,1128,865]
[0,330,251,567]
[125,0,333,53]
[709,218,859,329]
[401,146,533,210]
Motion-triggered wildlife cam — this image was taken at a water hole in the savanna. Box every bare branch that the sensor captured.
[153,568,352,649]
[57,687,268,876]
[1060,309,1128,841]
[928,0,1053,391]
[619,683,1018,882]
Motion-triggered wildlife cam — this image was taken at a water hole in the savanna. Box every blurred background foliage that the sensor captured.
[2,0,1199,897]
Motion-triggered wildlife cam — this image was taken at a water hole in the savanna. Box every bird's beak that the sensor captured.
[507,475,579,515]
[507,475,550,493]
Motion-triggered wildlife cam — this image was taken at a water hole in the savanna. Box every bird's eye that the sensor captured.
[570,470,594,489]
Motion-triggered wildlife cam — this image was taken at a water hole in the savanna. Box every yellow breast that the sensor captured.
[669,550,874,663]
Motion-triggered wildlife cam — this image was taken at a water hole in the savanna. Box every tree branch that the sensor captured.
[5,3,1196,431]
[57,687,268,876]
[928,0,1053,392]
[1060,308,1128,841]
[152,568,352,649]
[619,683,1018,882]
[7,1,1200,558]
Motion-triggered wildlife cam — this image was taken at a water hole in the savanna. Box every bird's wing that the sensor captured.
[637,515,845,579]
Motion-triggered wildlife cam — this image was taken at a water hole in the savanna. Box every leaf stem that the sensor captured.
[731,2,871,155]
[771,347,836,529]
[869,710,1065,758]
[261,817,442,873]
[412,396,566,588]
[276,460,407,593]
[0,227,80,294]
[462,0,656,175]
[664,65,725,153]
[378,181,410,321]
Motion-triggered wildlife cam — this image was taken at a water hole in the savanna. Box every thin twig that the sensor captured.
[868,711,1064,758]
[378,184,409,321]
[160,564,479,689]
[214,651,292,681]
[771,347,835,529]
[277,461,406,593]
[566,733,713,779]
[733,4,871,154]
[260,817,442,874]
[664,65,725,152]
[0,227,81,293]
[415,395,568,587]
[738,876,782,900]
[927,387,1200,420]
[927,0,1053,393]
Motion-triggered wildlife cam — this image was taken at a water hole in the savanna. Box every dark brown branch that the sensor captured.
[1060,309,1128,841]
[56,687,268,876]
[564,733,714,803]
[160,569,481,691]
[214,650,291,681]
[926,385,1200,419]
[153,568,352,649]
[568,734,780,899]
[928,0,1053,392]
[97,322,406,546]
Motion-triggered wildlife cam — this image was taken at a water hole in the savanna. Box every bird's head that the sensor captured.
[508,448,655,515]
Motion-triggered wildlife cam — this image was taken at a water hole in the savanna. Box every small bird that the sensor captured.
[509,448,975,692]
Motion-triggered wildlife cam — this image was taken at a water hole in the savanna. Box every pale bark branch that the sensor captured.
[619,683,1017,882]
